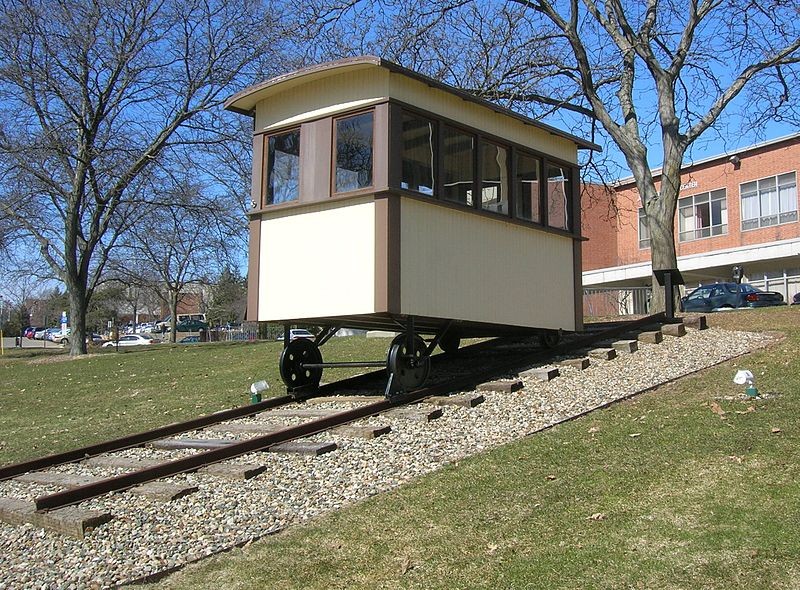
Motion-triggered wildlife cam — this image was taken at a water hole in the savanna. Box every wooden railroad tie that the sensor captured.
[0,496,112,539]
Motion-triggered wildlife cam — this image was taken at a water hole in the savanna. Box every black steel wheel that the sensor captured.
[279,338,323,391]
[386,334,430,392]
[438,330,461,354]
[539,330,561,348]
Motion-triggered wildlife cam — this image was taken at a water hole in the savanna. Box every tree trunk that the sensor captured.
[169,290,179,343]
[67,281,88,355]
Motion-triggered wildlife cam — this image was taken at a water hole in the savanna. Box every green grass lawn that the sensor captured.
[0,337,393,465]
[149,307,800,590]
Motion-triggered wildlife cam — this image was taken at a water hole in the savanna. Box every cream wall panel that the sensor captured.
[255,69,391,131]
[258,199,376,321]
[388,75,577,164]
[399,199,576,331]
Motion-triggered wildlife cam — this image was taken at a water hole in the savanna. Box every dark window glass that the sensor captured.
[480,142,509,215]
[335,112,373,193]
[265,130,300,205]
[546,165,571,230]
[401,112,435,196]
[442,125,474,205]
[515,152,540,222]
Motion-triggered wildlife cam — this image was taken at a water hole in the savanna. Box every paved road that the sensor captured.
[1,336,60,351]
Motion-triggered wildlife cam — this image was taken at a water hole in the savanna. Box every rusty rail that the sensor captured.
[32,313,665,511]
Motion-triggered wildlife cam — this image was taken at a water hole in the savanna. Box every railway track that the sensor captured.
[0,313,668,534]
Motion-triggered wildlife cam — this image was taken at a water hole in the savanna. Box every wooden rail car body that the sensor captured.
[225,56,599,395]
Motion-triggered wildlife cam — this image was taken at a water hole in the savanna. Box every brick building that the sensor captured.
[582,132,800,313]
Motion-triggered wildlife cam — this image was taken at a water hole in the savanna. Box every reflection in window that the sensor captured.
[515,152,540,222]
[442,125,474,205]
[546,165,571,230]
[401,113,435,195]
[480,143,509,215]
[265,130,300,205]
[335,112,373,193]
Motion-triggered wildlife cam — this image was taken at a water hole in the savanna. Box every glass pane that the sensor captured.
[400,112,435,195]
[546,165,570,230]
[711,198,723,226]
[515,152,540,222]
[335,112,373,193]
[694,192,709,203]
[638,208,649,241]
[740,181,757,197]
[760,182,777,217]
[480,143,509,215]
[679,204,694,234]
[266,130,300,205]
[696,201,710,229]
[779,181,797,214]
[741,192,759,221]
[710,188,726,201]
[442,126,475,205]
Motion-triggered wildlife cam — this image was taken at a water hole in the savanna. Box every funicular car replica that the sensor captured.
[225,56,599,396]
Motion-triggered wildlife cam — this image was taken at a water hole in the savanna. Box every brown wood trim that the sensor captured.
[247,217,261,321]
[300,119,332,204]
[246,189,588,240]
[374,194,401,314]
[373,103,390,192]
[251,135,264,209]
[571,173,584,331]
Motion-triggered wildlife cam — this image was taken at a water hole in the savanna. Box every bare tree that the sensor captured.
[120,179,233,342]
[296,0,800,310]
[0,0,283,354]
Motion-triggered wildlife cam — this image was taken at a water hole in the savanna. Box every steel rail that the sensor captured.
[33,313,665,511]
[0,336,496,482]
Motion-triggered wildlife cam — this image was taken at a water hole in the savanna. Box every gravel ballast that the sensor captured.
[0,327,773,589]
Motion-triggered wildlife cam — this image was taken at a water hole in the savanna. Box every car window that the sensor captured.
[710,286,724,297]
[688,287,711,300]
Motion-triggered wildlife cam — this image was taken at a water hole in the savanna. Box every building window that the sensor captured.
[741,171,797,230]
[480,142,509,215]
[334,112,373,193]
[546,165,571,230]
[678,189,727,242]
[638,208,650,249]
[514,152,540,223]
[264,129,300,205]
[400,112,436,196]
[442,125,475,206]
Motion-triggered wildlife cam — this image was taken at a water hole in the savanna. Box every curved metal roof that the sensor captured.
[225,56,600,151]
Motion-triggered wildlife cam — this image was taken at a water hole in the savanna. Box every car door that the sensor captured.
[708,285,728,309]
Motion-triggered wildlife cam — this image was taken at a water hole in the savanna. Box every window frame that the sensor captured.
[478,139,511,217]
[399,111,438,197]
[678,188,727,242]
[332,109,376,196]
[261,127,301,207]
[638,207,650,250]
[740,171,798,231]
[392,104,578,234]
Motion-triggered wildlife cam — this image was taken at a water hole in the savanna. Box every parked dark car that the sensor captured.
[175,319,209,332]
[792,292,800,305]
[680,282,785,312]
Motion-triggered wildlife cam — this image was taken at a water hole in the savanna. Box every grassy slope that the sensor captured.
[154,308,800,590]
[0,338,391,465]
